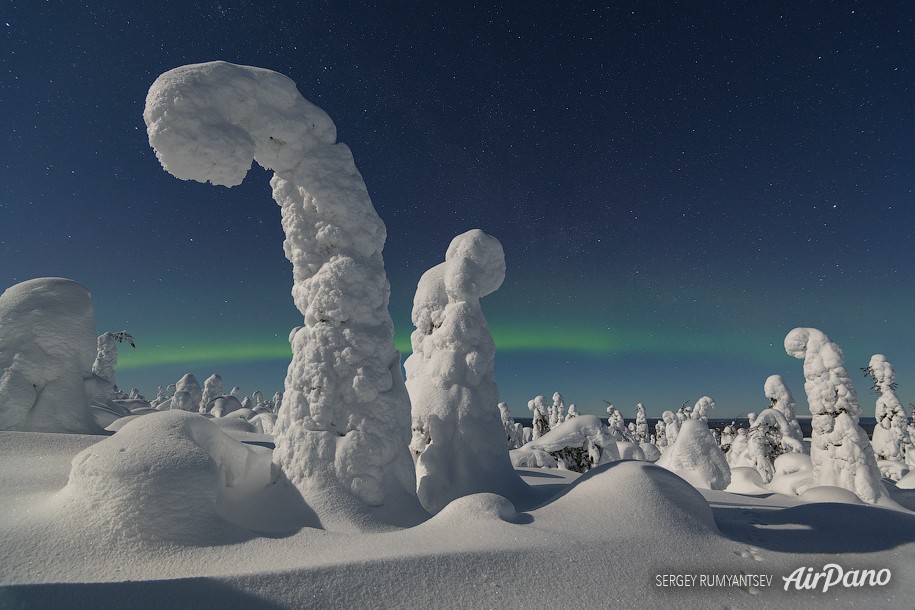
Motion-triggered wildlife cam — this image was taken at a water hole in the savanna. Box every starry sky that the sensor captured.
[2,1,913,419]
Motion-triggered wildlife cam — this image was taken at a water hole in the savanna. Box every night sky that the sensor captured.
[2,1,913,418]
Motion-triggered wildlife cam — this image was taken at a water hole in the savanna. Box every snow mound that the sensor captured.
[433,493,527,525]
[56,410,271,543]
[541,460,717,534]
[639,442,661,462]
[726,467,770,495]
[655,419,730,490]
[617,441,646,461]
[212,416,256,433]
[767,452,816,496]
[897,469,915,490]
[0,278,101,434]
[799,486,864,505]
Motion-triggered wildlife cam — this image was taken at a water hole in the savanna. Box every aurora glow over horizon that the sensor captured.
[2,2,914,418]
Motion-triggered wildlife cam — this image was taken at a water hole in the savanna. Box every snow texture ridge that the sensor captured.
[145,61,417,528]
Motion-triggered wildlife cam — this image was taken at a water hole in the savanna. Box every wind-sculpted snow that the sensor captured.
[145,62,418,528]
[405,230,528,514]
[0,278,101,434]
[57,410,270,543]
[785,327,889,504]
[655,418,731,490]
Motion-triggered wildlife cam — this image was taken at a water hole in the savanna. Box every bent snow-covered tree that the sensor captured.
[405,230,528,514]
[144,62,416,524]
[784,327,888,504]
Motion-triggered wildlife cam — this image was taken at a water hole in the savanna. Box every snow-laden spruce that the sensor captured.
[784,327,889,504]
[864,354,913,478]
[144,62,417,525]
[0,278,101,434]
[528,395,550,439]
[763,374,804,445]
[404,229,528,514]
[655,398,730,490]
[200,373,223,414]
[691,396,715,422]
[743,408,805,483]
[634,403,649,441]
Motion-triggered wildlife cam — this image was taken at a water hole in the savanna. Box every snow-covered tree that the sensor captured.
[0,278,101,433]
[404,230,528,514]
[784,327,888,504]
[498,402,524,449]
[727,428,750,467]
[655,420,668,449]
[661,410,680,446]
[175,374,202,411]
[605,404,632,441]
[634,403,649,442]
[529,395,550,440]
[199,373,223,414]
[691,396,715,422]
[171,390,195,412]
[719,424,734,453]
[145,61,417,524]
[566,404,579,419]
[271,391,284,413]
[745,408,806,483]
[549,392,566,427]
[150,386,169,408]
[655,418,730,490]
[863,354,912,478]
[764,374,804,445]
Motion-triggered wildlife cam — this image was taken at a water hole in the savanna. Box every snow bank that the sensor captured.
[145,62,418,528]
[539,460,718,535]
[405,230,528,513]
[655,418,730,490]
[57,410,271,543]
[0,278,101,434]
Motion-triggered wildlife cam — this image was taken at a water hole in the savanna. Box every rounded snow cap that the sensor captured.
[784,327,817,359]
[443,229,505,301]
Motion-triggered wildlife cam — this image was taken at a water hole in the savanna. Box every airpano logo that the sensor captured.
[782,564,891,592]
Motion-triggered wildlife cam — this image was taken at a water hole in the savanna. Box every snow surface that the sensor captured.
[1,428,913,608]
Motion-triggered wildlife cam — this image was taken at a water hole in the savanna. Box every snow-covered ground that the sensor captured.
[0,421,912,609]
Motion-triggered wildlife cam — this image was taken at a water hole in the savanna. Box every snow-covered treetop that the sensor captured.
[785,327,861,419]
[691,396,716,421]
[865,354,897,394]
[144,61,336,187]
